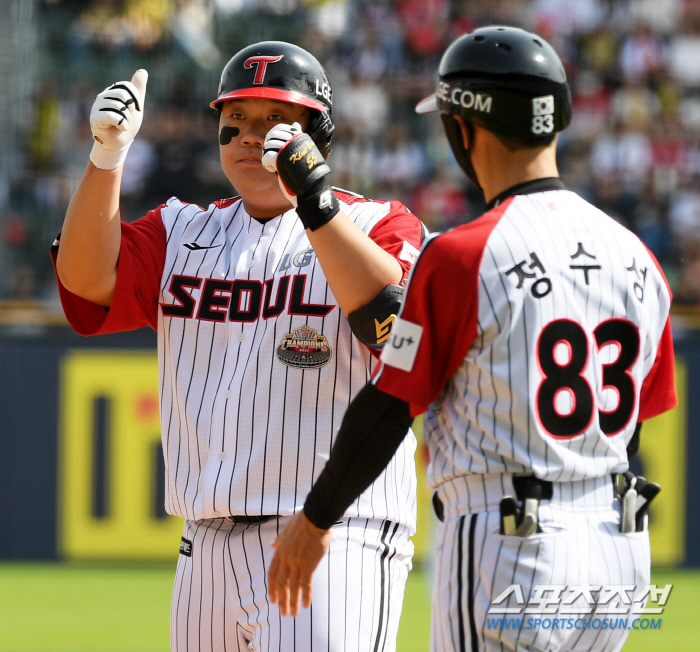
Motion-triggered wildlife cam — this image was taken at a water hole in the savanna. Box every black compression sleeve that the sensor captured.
[303,383,413,529]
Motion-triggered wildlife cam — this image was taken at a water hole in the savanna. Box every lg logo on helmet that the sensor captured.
[244,55,284,84]
[532,95,555,134]
[315,79,332,105]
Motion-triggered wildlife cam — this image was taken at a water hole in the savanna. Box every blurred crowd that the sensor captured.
[4,0,700,304]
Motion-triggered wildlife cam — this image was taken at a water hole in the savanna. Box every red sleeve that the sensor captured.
[51,205,167,335]
[635,242,678,420]
[637,315,678,421]
[366,201,423,280]
[375,201,509,416]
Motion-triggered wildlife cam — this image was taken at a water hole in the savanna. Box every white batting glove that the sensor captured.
[89,69,148,170]
[262,122,303,207]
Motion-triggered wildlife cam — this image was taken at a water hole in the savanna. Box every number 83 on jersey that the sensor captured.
[535,318,640,439]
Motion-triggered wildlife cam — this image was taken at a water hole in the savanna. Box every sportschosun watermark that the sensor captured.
[485,584,672,632]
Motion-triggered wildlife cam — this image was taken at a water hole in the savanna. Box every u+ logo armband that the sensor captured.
[380,317,424,372]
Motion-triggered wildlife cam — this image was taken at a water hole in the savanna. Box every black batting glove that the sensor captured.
[262,122,340,231]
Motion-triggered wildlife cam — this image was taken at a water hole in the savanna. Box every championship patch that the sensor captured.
[380,317,423,372]
[277,325,332,369]
[180,537,192,557]
[399,240,420,264]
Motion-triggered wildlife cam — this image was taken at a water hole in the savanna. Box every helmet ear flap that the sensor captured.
[307,109,335,158]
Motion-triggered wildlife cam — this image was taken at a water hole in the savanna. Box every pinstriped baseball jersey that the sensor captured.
[53,189,420,528]
[376,186,677,494]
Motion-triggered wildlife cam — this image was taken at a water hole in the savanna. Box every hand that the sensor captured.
[89,69,148,170]
[262,122,303,207]
[262,123,338,230]
[262,122,303,173]
[268,511,333,617]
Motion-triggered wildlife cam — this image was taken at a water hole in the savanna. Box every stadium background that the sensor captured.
[0,0,699,650]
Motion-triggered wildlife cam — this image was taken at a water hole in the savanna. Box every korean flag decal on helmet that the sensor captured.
[532,95,555,135]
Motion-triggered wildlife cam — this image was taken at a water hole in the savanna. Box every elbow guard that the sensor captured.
[347,283,404,350]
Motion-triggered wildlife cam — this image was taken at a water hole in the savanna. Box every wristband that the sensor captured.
[89,141,131,170]
[295,179,340,231]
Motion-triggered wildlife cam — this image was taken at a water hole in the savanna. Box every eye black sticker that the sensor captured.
[219,126,240,145]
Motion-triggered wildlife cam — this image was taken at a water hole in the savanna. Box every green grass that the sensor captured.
[0,563,698,651]
[622,569,700,652]
[0,563,172,652]
[396,562,432,651]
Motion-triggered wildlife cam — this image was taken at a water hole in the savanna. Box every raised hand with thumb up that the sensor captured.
[89,69,148,170]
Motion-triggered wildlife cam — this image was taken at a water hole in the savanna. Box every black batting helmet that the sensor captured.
[416,26,571,187]
[211,41,335,154]
[417,26,571,138]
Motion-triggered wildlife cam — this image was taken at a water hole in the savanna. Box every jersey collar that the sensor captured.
[247,207,295,226]
[485,177,566,211]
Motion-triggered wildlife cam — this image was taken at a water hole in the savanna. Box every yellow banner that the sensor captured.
[642,359,687,566]
[58,350,686,566]
[59,351,182,561]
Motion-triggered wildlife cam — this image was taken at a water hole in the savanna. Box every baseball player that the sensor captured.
[52,41,423,651]
[268,27,678,652]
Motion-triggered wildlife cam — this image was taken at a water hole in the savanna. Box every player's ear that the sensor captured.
[454,115,471,149]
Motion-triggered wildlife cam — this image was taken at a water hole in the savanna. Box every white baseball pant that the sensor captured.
[172,516,414,651]
[431,474,650,652]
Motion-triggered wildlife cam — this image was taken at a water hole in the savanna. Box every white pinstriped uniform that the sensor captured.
[53,190,420,651]
[375,185,677,652]
[173,516,413,651]
[156,195,417,526]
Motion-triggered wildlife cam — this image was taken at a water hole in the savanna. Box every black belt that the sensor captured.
[226,514,277,524]
[431,476,553,523]
[512,476,553,501]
